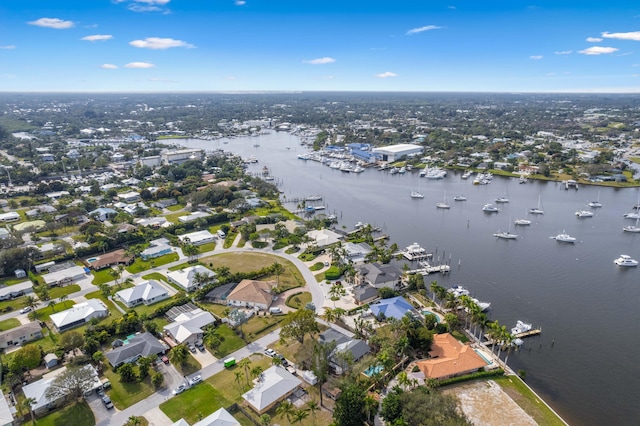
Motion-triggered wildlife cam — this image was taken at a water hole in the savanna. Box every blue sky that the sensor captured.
[2,0,640,92]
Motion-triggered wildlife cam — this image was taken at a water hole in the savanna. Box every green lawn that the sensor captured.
[212,324,245,357]
[85,291,124,319]
[164,211,187,224]
[127,253,179,274]
[115,295,178,318]
[49,284,81,299]
[0,318,20,331]
[285,292,311,309]
[36,300,75,321]
[141,272,169,282]
[104,366,157,409]
[174,353,201,376]
[198,242,217,254]
[91,268,115,285]
[166,204,185,212]
[0,296,30,314]
[314,272,325,282]
[243,315,284,343]
[494,376,567,426]
[0,277,30,286]
[36,401,95,426]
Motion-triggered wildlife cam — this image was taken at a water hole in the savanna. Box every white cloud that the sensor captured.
[586,37,602,42]
[101,64,118,69]
[554,50,572,55]
[302,57,336,65]
[602,31,640,41]
[0,45,16,50]
[121,0,171,13]
[148,77,175,82]
[530,55,543,60]
[323,75,334,80]
[235,0,246,4]
[27,18,74,29]
[81,34,113,42]
[129,37,194,49]
[406,25,443,35]
[375,72,398,78]
[125,62,155,68]
[578,46,619,55]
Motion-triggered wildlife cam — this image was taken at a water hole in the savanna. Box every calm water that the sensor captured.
[176,132,640,425]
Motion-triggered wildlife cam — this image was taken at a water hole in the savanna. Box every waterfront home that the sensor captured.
[226,279,275,311]
[50,299,109,332]
[167,265,217,293]
[41,265,87,287]
[352,284,379,305]
[369,296,418,321]
[306,229,342,248]
[0,322,42,349]
[242,366,302,415]
[22,365,101,416]
[343,242,373,264]
[163,306,215,345]
[83,249,132,270]
[140,238,174,260]
[105,332,168,368]
[178,230,217,246]
[416,333,487,380]
[355,262,402,290]
[114,280,169,308]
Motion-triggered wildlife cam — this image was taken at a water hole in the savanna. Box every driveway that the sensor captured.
[190,347,217,368]
[156,362,185,390]
[86,392,117,424]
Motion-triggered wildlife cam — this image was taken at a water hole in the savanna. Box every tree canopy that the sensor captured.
[279,308,319,344]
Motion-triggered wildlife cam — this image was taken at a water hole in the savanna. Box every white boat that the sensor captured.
[339,162,353,172]
[352,165,365,173]
[436,190,450,209]
[482,203,499,213]
[623,212,640,220]
[447,285,469,297]
[519,175,528,184]
[575,210,594,218]
[354,221,368,229]
[553,230,576,243]
[495,196,509,204]
[511,320,533,335]
[514,218,531,226]
[529,194,544,215]
[453,195,467,201]
[461,170,473,179]
[623,217,640,233]
[305,195,322,201]
[389,167,399,175]
[398,167,406,174]
[425,168,447,179]
[410,190,424,199]
[471,297,491,312]
[588,191,602,208]
[329,161,341,169]
[614,254,639,267]
[403,242,428,260]
[494,220,518,239]
[419,169,427,177]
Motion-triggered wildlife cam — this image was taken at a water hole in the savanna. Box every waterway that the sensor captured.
[173,132,640,425]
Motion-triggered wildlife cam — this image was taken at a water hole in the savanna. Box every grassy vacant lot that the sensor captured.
[49,284,81,299]
[494,376,567,426]
[161,353,270,424]
[0,318,20,331]
[37,401,95,426]
[211,324,245,357]
[103,365,157,409]
[127,252,179,274]
[243,314,284,342]
[164,211,189,224]
[285,292,311,309]
[166,204,185,211]
[199,252,304,292]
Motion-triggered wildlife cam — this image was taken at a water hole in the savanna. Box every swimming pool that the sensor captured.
[87,257,98,263]
[474,349,492,365]
[422,310,440,322]
[363,365,384,377]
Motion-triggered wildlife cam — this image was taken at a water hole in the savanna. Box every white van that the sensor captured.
[217,230,226,239]
[269,307,282,314]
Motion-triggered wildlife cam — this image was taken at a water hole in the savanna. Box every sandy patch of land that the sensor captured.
[443,380,537,426]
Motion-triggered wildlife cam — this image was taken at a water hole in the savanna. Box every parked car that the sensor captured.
[102,396,113,409]
[188,374,202,385]
[264,348,276,357]
[19,307,31,314]
[188,344,196,353]
[161,355,169,364]
[194,340,205,352]
[172,384,186,395]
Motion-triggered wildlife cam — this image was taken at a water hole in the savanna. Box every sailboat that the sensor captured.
[529,194,544,215]
[514,216,531,226]
[588,191,602,208]
[623,216,640,233]
[494,218,518,239]
[495,185,509,203]
[436,190,450,209]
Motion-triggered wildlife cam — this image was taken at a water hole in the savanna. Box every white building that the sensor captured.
[50,299,109,332]
[242,366,302,414]
[0,280,33,301]
[161,148,203,165]
[178,211,210,223]
[192,408,240,426]
[178,230,217,246]
[0,212,19,223]
[114,280,169,308]
[306,229,342,248]
[41,265,87,287]
[118,191,141,203]
[163,308,215,345]
[372,143,424,162]
[139,156,162,168]
[167,265,217,292]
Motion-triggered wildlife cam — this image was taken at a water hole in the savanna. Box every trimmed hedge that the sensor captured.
[437,368,505,387]
[324,266,341,280]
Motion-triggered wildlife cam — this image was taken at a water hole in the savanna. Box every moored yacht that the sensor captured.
[471,297,491,312]
[447,285,470,297]
[453,195,467,201]
[482,203,500,213]
[514,218,531,226]
[493,230,518,239]
[552,230,576,243]
[410,191,424,199]
[614,254,638,267]
[511,320,533,335]
[623,217,640,233]
[575,210,594,218]
[495,196,509,204]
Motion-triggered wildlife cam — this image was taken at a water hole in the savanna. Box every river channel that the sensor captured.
[173,131,640,425]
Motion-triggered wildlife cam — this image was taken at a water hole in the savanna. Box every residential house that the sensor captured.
[167,265,217,293]
[163,307,215,345]
[153,199,177,209]
[242,366,302,414]
[41,265,87,287]
[369,296,417,321]
[178,230,216,246]
[178,211,210,223]
[226,279,275,311]
[50,299,109,332]
[105,332,168,368]
[118,191,140,203]
[141,238,174,260]
[0,212,19,223]
[203,282,237,305]
[192,408,240,426]
[88,207,117,222]
[114,280,169,308]
[343,242,373,264]
[416,333,488,380]
[45,191,70,200]
[306,229,342,248]
[355,262,402,290]
[135,217,169,228]
[22,365,102,416]
[318,329,370,374]
[0,281,33,301]
[83,249,132,270]
[352,284,379,305]
[0,322,42,349]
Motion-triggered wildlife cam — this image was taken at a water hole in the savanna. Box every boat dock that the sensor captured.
[347,226,381,236]
[484,328,541,345]
[408,264,450,275]
[402,252,433,261]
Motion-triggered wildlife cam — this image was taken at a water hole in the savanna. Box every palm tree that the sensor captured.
[363,393,379,424]
[291,408,309,425]
[58,294,68,303]
[272,262,284,287]
[503,332,515,365]
[19,397,36,424]
[306,400,319,426]
[23,295,39,312]
[259,414,271,426]
[250,365,264,380]
[276,400,295,426]
[321,308,337,324]
[168,344,188,366]
[234,371,243,386]
[328,282,345,307]
[48,299,57,312]
[238,357,252,388]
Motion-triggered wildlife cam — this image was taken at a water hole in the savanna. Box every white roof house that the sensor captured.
[22,365,101,415]
[114,280,169,308]
[0,391,13,426]
[242,366,302,414]
[163,308,215,345]
[178,211,210,223]
[0,212,20,222]
[178,230,217,246]
[167,265,217,292]
[50,299,109,332]
[306,229,342,248]
[41,265,87,287]
[193,408,240,426]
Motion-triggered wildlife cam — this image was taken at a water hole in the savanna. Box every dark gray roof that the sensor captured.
[353,285,378,303]
[319,328,350,345]
[358,262,401,285]
[105,332,167,367]
[204,282,238,301]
